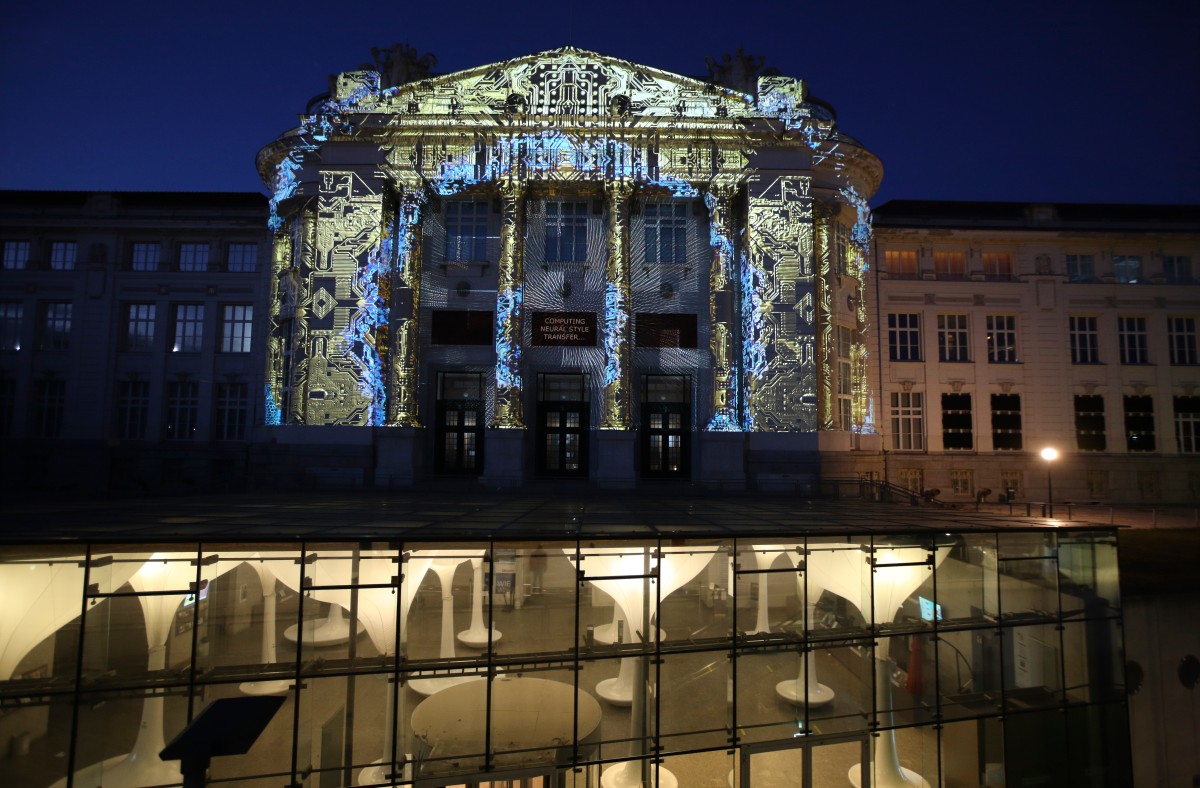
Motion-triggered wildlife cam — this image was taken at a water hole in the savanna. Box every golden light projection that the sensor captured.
[259,47,881,438]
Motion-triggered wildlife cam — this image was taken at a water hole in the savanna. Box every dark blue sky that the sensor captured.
[1,0,1196,206]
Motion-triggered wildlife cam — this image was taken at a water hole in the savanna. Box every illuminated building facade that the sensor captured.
[256,47,881,490]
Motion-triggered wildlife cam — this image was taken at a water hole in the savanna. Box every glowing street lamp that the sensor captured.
[1040,447,1058,517]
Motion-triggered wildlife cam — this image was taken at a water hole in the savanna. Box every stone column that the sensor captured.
[704,184,740,431]
[264,223,291,426]
[388,188,425,427]
[290,209,317,425]
[813,200,837,432]
[492,179,526,429]
[601,181,633,430]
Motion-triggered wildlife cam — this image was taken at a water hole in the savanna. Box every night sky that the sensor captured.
[1,0,1196,206]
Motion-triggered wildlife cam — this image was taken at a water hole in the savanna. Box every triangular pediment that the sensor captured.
[355,47,758,119]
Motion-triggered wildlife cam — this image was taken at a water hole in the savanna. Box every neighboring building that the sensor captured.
[0,191,270,493]
[873,201,1200,505]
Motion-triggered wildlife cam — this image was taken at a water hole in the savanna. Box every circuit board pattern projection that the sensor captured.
[746,175,816,431]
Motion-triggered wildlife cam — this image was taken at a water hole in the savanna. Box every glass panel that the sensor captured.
[493,544,576,657]
[1058,531,1121,616]
[877,633,937,728]
[1066,703,1133,786]
[1004,708,1069,786]
[865,723,939,788]
[937,626,1003,721]
[737,649,805,743]
[748,743,806,787]
[564,434,579,469]
[1005,624,1063,710]
[463,410,477,428]
[669,413,681,429]
[445,432,459,459]
[545,435,560,469]
[1062,619,1124,704]
[546,412,560,428]
[997,532,1060,622]
[663,751,734,788]
[70,687,193,787]
[566,412,580,429]
[487,667,591,773]
[463,433,476,468]
[936,533,999,626]
[1,695,73,787]
[650,413,662,429]
[649,435,661,471]
[806,642,873,733]
[446,409,459,426]
[941,717,1004,788]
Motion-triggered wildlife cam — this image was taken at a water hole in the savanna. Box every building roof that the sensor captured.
[873,199,1200,232]
[0,491,1113,546]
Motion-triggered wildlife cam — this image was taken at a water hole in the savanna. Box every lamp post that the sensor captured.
[1040,447,1058,517]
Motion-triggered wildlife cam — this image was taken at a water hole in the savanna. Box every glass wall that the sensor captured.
[0,531,1130,787]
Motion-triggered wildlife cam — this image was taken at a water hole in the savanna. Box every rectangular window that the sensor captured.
[1123,395,1156,452]
[836,223,852,275]
[837,325,854,431]
[1168,317,1198,365]
[3,240,30,270]
[49,241,76,271]
[883,250,918,279]
[172,304,204,353]
[0,378,14,437]
[635,313,698,348]
[1113,255,1142,283]
[445,201,489,262]
[991,393,1023,450]
[1000,470,1022,498]
[898,468,923,494]
[1163,256,1192,284]
[164,380,200,440]
[888,313,921,361]
[215,382,250,441]
[950,469,974,496]
[0,302,22,351]
[1117,316,1148,364]
[32,379,65,438]
[1174,396,1200,454]
[220,305,253,353]
[131,242,160,271]
[1066,254,1095,282]
[38,302,72,351]
[1075,395,1107,452]
[1069,316,1100,364]
[115,380,150,440]
[431,310,493,345]
[933,251,966,280]
[941,392,974,450]
[937,314,970,362]
[226,243,259,272]
[545,201,588,263]
[644,203,688,265]
[982,253,1013,281]
[124,303,156,352]
[986,315,1018,363]
[889,391,924,451]
[179,243,210,272]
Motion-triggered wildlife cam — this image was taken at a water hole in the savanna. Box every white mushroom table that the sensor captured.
[282,602,363,647]
[239,558,291,696]
[772,548,835,709]
[456,555,502,649]
[408,551,484,697]
[410,675,602,775]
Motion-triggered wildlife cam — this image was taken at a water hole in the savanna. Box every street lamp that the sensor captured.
[1040,447,1059,517]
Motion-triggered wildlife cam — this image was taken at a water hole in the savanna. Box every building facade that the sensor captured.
[0,191,270,493]
[873,201,1200,505]
[256,47,882,491]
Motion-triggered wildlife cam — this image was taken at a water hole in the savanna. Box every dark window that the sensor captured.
[38,302,72,351]
[179,243,209,272]
[1075,395,1107,452]
[937,314,970,362]
[888,313,921,361]
[990,393,1023,451]
[173,304,204,353]
[131,242,160,271]
[116,380,150,440]
[1123,395,1156,452]
[431,310,493,345]
[221,305,253,353]
[536,374,589,477]
[1175,396,1200,454]
[3,240,30,270]
[0,378,14,437]
[986,315,1018,363]
[1069,316,1100,364]
[644,203,688,264]
[1118,316,1149,365]
[635,313,698,348]
[1169,317,1198,365]
[50,241,76,271]
[436,373,485,474]
[1113,255,1142,283]
[1164,256,1192,284]
[941,393,973,450]
[165,380,200,440]
[215,382,250,441]
[0,302,22,351]
[124,303,156,352]
[642,375,691,478]
[445,201,489,262]
[227,243,259,272]
[545,201,588,263]
[32,379,65,438]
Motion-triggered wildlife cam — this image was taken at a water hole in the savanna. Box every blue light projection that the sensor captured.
[494,286,523,390]
[269,152,305,232]
[839,185,872,266]
[602,282,626,386]
[340,236,391,426]
[739,251,768,429]
[264,384,282,426]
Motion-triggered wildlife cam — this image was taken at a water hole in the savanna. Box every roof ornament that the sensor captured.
[360,42,437,89]
[705,48,778,94]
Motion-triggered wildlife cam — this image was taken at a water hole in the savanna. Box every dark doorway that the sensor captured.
[641,375,691,478]
[536,374,589,477]
[435,372,485,474]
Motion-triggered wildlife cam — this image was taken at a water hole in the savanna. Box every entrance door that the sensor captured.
[536,374,589,477]
[641,375,691,478]
[739,732,871,788]
[436,373,485,474]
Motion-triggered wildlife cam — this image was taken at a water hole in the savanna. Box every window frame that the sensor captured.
[986,314,1018,363]
[887,313,922,362]
[38,302,72,351]
[123,303,157,353]
[220,304,254,354]
[1168,317,1198,366]
[941,392,974,451]
[544,201,589,264]
[937,314,970,363]
[1117,316,1149,365]
[643,202,689,265]
[1123,395,1156,453]
[131,242,161,272]
[2,240,30,270]
[179,242,210,273]
[49,241,77,271]
[226,243,259,273]
[172,304,205,353]
[1069,315,1101,364]
[444,200,490,263]
[889,390,925,452]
